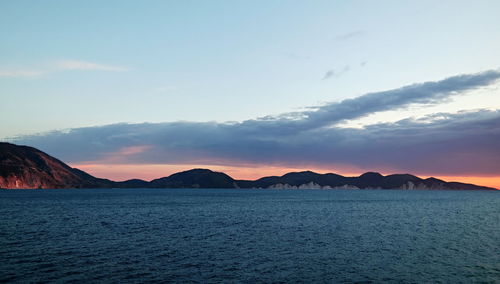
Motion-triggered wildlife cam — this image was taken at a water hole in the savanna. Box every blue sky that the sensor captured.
[2,0,499,137]
[1,1,500,185]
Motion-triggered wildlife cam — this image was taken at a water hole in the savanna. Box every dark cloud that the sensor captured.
[10,70,500,176]
[251,69,500,133]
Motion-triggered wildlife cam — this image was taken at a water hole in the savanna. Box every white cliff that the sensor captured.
[267,182,359,190]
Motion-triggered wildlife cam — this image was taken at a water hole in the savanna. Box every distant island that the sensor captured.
[0,142,496,190]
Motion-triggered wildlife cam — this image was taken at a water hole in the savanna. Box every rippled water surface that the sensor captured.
[1,188,499,283]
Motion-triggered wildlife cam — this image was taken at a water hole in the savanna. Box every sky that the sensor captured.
[1,1,500,187]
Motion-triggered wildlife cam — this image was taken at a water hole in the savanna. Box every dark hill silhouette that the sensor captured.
[0,142,113,189]
[0,142,496,190]
[114,179,150,188]
[150,169,236,188]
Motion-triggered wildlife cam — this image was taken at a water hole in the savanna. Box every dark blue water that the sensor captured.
[0,188,499,283]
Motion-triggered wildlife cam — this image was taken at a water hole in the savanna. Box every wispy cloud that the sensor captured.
[0,60,129,78]
[322,65,350,80]
[56,60,129,72]
[256,69,500,133]
[0,70,45,78]
[11,69,500,176]
[322,70,335,80]
[334,30,365,41]
[285,52,311,60]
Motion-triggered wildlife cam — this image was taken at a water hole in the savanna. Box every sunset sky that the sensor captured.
[1,1,500,188]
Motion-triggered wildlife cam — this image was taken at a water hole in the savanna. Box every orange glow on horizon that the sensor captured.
[70,163,500,189]
[72,163,354,181]
[426,175,500,190]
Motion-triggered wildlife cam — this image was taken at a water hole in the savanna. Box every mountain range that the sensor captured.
[0,142,496,190]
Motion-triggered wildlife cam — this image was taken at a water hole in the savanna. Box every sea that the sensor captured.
[0,188,499,283]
